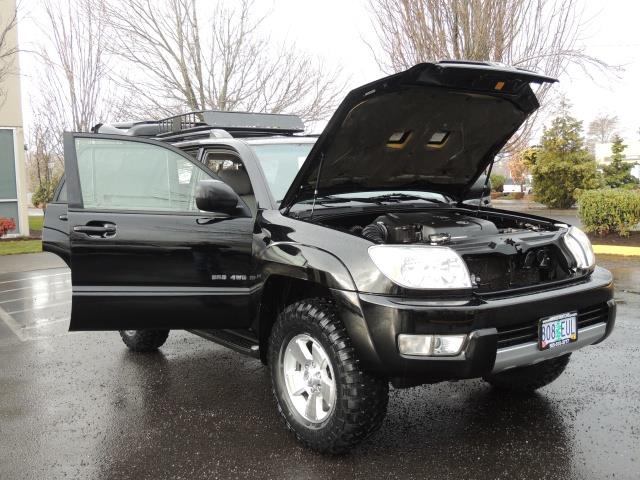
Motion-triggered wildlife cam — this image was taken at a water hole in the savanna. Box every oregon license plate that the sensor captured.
[539,312,578,350]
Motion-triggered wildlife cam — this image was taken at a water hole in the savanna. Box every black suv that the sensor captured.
[43,61,616,453]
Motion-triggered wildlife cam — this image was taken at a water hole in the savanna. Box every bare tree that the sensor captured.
[25,105,63,191]
[101,0,342,123]
[0,0,18,104]
[35,0,125,134]
[367,0,617,153]
[587,114,618,144]
[24,0,125,201]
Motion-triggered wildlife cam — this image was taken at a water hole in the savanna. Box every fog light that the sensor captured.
[398,334,467,356]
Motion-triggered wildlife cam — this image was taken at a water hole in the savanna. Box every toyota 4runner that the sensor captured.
[43,61,616,453]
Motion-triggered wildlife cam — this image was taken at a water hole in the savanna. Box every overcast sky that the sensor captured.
[18,0,640,141]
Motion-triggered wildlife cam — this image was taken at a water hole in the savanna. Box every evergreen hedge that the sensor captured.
[578,189,640,237]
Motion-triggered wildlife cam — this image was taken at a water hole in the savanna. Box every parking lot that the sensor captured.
[0,256,639,480]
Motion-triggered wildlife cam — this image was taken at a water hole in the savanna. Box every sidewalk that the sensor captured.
[0,252,67,275]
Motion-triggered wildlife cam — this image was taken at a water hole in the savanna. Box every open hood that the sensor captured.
[280,61,556,212]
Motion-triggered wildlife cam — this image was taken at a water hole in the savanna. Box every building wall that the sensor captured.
[0,0,27,237]
[595,141,640,180]
[595,141,640,164]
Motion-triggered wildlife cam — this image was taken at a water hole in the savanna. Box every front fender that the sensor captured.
[257,243,383,369]
[258,242,356,291]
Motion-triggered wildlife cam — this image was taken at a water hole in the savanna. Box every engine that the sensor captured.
[361,212,499,245]
[352,210,571,292]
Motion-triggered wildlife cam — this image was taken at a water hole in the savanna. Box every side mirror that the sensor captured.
[195,179,240,213]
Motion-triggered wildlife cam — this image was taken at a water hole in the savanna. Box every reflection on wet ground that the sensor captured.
[596,255,640,293]
[0,260,638,479]
[0,269,70,344]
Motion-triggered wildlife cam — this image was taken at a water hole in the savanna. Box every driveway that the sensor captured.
[0,257,638,479]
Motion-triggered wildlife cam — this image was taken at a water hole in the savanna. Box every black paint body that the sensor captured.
[43,63,615,383]
[43,143,615,382]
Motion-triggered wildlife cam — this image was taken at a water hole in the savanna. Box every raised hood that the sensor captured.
[280,61,556,211]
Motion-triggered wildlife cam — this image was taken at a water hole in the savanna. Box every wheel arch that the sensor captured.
[255,274,331,363]
[254,243,381,368]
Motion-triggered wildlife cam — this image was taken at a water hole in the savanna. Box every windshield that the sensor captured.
[251,142,314,202]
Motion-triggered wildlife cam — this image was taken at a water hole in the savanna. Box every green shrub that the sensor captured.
[602,135,639,188]
[490,173,506,192]
[531,111,600,208]
[31,179,59,207]
[578,189,640,237]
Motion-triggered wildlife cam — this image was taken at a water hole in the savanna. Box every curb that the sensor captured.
[593,245,640,256]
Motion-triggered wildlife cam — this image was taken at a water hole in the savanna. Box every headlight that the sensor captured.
[368,245,472,289]
[563,226,595,271]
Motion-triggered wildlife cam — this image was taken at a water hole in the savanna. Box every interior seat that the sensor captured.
[217,168,256,214]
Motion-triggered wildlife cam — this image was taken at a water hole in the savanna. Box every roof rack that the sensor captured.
[92,110,306,140]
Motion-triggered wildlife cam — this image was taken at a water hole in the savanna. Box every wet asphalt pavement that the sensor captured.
[0,257,638,480]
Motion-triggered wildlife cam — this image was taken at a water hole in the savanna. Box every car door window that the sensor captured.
[75,137,209,212]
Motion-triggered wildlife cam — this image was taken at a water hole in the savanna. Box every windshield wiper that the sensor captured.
[364,193,448,204]
[298,195,360,205]
[298,193,449,206]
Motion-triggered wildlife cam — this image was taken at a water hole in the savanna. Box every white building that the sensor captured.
[595,141,640,179]
[0,0,28,237]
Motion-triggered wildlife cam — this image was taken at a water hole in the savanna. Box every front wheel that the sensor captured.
[119,329,169,352]
[483,354,571,393]
[268,298,389,454]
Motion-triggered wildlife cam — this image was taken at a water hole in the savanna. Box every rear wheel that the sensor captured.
[268,298,389,454]
[483,354,571,393]
[119,329,169,352]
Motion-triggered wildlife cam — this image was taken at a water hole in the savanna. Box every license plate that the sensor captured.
[539,312,578,350]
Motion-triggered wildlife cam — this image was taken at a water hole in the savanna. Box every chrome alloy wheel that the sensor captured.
[281,333,337,424]
[123,330,137,336]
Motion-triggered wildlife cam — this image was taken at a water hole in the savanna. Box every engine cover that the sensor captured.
[365,211,499,244]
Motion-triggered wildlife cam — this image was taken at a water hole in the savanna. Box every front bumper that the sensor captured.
[334,266,615,383]
[491,321,608,374]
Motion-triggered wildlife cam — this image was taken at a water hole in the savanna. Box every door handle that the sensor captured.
[73,223,116,237]
[59,214,68,221]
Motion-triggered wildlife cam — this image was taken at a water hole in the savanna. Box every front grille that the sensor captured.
[465,247,568,293]
[496,303,609,349]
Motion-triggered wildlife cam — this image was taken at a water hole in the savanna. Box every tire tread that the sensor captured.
[119,329,169,352]
[269,298,388,454]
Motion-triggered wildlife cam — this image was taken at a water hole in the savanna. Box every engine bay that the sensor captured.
[339,210,552,246]
[359,212,499,245]
[318,208,576,293]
